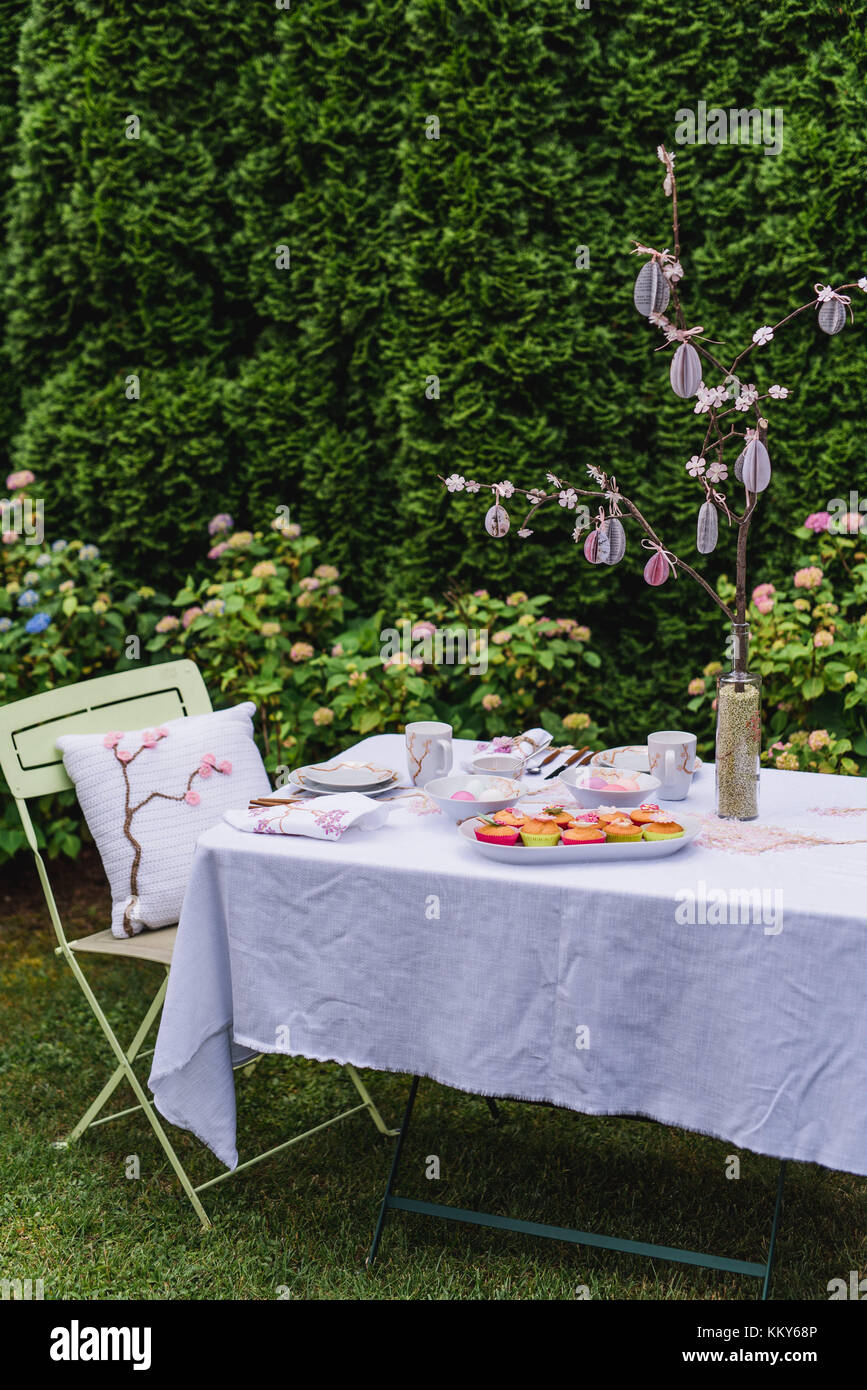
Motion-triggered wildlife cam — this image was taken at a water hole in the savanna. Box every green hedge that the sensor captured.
[2,0,867,734]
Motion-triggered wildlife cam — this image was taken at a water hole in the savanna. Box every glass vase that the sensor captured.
[715,622,762,820]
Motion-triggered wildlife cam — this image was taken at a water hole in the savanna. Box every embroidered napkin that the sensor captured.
[224,793,390,840]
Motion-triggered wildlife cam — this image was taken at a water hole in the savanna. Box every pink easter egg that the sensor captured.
[587,775,607,789]
[451,790,475,801]
[644,550,670,586]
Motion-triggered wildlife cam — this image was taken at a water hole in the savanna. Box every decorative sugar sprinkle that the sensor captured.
[698,815,867,855]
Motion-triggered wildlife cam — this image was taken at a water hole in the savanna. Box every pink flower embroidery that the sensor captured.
[117,749,133,762]
[141,731,157,748]
[201,752,217,766]
[185,790,201,806]
[198,761,213,778]
[155,727,169,739]
[102,732,123,748]
[218,760,232,775]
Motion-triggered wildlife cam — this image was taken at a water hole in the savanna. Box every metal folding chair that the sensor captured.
[367,1077,787,1298]
[0,660,395,1229]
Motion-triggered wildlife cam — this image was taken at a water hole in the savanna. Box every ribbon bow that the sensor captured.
[630,241,676,266]
[640,537,679,576]
[813,284,854,322]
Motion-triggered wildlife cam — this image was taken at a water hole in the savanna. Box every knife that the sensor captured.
[541,745,592,780]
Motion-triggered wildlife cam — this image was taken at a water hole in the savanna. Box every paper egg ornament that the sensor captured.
[734,449,745,483]
[643,550,670,586]
[604,517,627,565]
[741,438,771,493]
[669,342,702,399]
[817,297,846,336]
[485,504,510,537]
[583,529,603,563]
[696,500,718,554]
[633,260,670,317]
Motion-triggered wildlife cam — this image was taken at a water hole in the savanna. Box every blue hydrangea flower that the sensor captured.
[79,544,100,561]
[35,553,52,567]
[25,612,51,635]
[51,539,67,552]
[18,588,39,608]
[0,617,11,632]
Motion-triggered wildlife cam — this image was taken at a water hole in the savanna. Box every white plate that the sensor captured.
[287,770,398,798]
[298,760,396,791]
[590,746,703,775]
[459,812,702,864]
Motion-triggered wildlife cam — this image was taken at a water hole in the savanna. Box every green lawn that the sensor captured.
[1,854,863,1301]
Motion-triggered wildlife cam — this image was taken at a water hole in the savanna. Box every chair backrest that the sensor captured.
[0,660,212,800]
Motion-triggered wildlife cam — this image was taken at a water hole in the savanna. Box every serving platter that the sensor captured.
[459,811,702,864]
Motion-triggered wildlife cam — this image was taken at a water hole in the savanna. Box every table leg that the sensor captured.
[366,1075,420,1268]
[761,1161,786,1301]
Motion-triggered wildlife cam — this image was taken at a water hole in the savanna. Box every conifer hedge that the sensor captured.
[1,0,866,719]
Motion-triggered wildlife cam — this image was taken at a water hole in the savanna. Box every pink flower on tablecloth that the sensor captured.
[198,761,213,778]
[218,760,232,775]
[102,732,123,748]
[185,790,201,806]
[117,749,133,762]
[201,752,216,765]
[141,730,157,748]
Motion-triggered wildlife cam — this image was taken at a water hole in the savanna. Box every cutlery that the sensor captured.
[524,745,572,775]
[541,746,592,781]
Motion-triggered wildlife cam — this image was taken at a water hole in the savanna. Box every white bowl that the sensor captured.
[426,775,523,821]
[560,765,661,809]
[469,752,524,777]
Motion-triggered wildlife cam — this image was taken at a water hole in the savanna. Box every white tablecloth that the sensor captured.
[149,735,867,1174]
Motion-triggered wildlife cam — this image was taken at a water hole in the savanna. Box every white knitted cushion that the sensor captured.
[57,701,270,937]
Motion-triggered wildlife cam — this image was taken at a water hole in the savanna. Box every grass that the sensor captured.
[1,850,864,1301]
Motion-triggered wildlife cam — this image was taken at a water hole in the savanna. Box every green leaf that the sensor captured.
[801,676,824,700]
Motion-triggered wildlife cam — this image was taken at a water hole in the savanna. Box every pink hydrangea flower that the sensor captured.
[794,566,823,589]
[3,531,18,544]
[813,630,833,648]
[687,677,705,695]
[804,512,830,533]
[181,606,203,629]
[752,583,776,600]
[208,542,229,560]
[755,597,774,614]
[218,760,232,775]
[185,790,201,806]
[102,732,123,748]
[6,469,35,491]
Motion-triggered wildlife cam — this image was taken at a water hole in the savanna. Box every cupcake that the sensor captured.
[542,806,576,828]
[604,820,643,843]
[596,805,628,825]
[569,810,601,826]
[492,808,526,827]
[475,819,521,846]
[642,820,684,841]
[629,803,662,825]
[519,818,562,847]
[561,825,606,846]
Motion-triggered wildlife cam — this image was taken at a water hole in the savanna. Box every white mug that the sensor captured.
[406,721,453,787]
[647,730,697,801]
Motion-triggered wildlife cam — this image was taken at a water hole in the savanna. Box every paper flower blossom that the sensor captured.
[686,456,706,477]
[752,325,774,345]
[444,474,465,492]
[768,384,789,399]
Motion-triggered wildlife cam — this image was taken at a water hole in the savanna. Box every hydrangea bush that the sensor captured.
[0,472,168,858]
[686,513,867,774]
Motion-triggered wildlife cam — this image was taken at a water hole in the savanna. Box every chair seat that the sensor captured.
[69,925,178,966]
